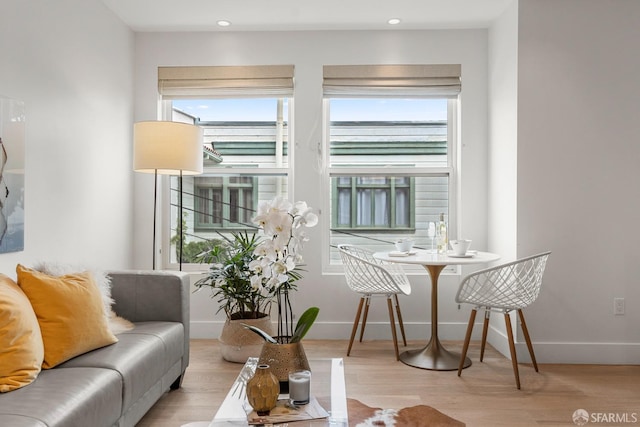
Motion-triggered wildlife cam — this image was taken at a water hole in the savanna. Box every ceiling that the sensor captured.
[100,0,513,32]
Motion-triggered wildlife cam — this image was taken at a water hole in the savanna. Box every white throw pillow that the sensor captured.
[31,261,134,334]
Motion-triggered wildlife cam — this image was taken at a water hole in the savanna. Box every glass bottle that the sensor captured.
[246,364,280,416]
[437,213,448,254]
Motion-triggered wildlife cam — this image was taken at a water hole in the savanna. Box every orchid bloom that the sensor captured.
[250,198,318,294]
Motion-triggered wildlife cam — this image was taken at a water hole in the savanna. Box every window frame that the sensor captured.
[159,98,295,271]
[322,98,459,273]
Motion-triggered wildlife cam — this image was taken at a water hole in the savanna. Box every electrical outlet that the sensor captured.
[614,298,625,315]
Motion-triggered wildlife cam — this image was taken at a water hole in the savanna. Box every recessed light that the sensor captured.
[388,18,401,25]
[217,20,231,27]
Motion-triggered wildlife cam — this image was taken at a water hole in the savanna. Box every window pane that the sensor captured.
[330,175,448,248]
[211,190,223,223]
[242,188,253,223]
[373,189,389,226]
[395,188,409,227]
[229,189,239,223]
[329,98,448,168]
[358,177,388,185]
[173,98,290,168]
[231,176,253,185]
[356,189,372,226]
[333,176,416,230]
[167,96,291,266]
[337,189,351,226]
[169,174,288,264]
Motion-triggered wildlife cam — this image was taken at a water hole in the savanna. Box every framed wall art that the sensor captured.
[0,96,25,253]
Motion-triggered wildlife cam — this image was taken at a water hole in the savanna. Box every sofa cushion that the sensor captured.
[119,321,185,372]
[58,321,183,409]
[16,265,118,368]
[0,415,47,427]
[0,274,44,392]
[0,367,122,427]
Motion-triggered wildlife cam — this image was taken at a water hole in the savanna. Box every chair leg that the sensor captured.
[387,296,400,360]
[458,309,477,376]
[347,297,365,356]
[394,294,407,346]
[480,310,490,362]
[518,309,539,372]
[359,296,371,342]
[504,312,521,389]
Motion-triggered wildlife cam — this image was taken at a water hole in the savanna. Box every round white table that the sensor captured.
[374,250,500,371]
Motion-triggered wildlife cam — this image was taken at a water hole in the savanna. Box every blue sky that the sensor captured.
[173,98,447,122]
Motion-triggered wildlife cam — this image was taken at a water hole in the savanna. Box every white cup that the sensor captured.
[450,239,472,256]
[394,239,414,253]
[288,370,311,405]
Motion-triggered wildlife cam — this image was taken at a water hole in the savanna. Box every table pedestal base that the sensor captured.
[400,338,471,371]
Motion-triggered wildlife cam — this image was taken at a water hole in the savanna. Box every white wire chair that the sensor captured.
[337,244,412,360]
[455,251,551,389]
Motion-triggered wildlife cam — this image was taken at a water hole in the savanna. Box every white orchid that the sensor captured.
[251,198,317,288]
[249,198,318,341]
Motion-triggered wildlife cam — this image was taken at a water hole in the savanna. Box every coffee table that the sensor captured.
[207,357,348,426]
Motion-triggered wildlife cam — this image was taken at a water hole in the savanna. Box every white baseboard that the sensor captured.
[190,320,640,365]
[189,320,477,341]
[486,325,640,365]
[190,320,222,339]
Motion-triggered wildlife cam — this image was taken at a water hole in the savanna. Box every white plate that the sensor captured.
[448,252,475,258]
[389,250,416,257]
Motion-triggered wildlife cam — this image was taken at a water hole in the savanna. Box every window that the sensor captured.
[333,176,414,229]
[323,65,460,262]
[157,66,294,267]
[194,176,258,230]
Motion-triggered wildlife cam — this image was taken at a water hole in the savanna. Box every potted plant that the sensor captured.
[241,197,320,385]
[194,231,273,363]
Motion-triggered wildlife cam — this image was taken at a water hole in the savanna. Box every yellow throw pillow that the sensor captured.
[0,274,44,392]
[16,265,118,369]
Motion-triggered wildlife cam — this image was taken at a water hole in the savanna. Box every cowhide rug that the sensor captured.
[347,398,465,427]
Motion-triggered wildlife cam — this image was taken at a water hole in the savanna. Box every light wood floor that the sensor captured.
[138,339,640,427]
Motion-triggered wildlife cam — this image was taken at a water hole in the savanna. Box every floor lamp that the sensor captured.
[133,121,203,270]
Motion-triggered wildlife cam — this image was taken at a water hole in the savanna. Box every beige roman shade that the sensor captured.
[323,64,461,98]
[158,65,294,99]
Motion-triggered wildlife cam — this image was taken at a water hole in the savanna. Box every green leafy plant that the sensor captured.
[194,231,271,320]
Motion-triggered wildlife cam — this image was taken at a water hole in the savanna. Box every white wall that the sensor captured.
[515,0,640,363]
[134,30,492,343]
[488,1,518,260]
[0,0,135,274]
[486,0,519,358]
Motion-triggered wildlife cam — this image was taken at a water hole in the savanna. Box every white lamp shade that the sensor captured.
[133,121,203,175]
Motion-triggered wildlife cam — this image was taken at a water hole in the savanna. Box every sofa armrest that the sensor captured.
[108,270,189,323]
[107,270,190,376]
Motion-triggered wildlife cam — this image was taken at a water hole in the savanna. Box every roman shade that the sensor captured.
[323,64,461,98]
[158,65,294,99]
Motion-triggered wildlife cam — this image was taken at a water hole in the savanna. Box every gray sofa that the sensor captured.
[0,270,190,427]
